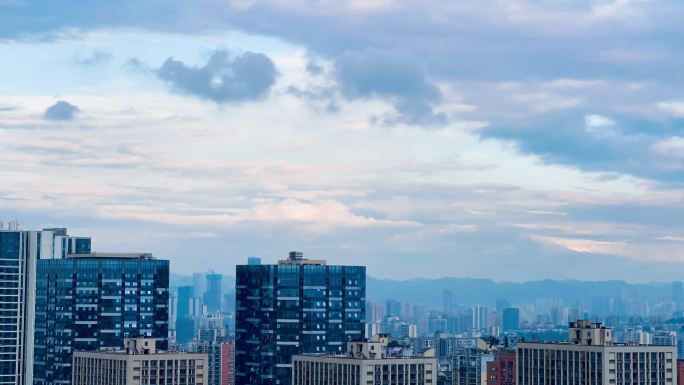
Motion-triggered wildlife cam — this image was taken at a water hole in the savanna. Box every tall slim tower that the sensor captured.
[235,252,366,385]
[205,272,223,313]
[0,226,90,385]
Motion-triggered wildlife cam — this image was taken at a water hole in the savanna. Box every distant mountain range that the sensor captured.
[171,273,674,307]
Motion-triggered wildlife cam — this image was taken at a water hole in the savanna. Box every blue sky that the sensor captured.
[2,0,684,281]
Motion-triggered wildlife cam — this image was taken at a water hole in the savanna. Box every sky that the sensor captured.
[2,0,684,281]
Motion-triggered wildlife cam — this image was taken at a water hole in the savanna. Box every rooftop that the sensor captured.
[278,251,326,266]
[67,252,154,259]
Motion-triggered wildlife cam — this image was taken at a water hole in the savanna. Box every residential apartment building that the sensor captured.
[292,334,437,385]
[34,252,170,385]
[517,320,677,385]
[72,338,207,385]
[235,252,366,385]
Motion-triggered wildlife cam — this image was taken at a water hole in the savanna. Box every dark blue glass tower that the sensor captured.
[235,252,365,385]
[33,253,169,385]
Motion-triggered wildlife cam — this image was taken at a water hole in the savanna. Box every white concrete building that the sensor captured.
[292,334,437,385]
[72,338,208,385]
[517,320,677,385]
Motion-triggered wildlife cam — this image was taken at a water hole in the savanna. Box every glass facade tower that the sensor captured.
[33,253,169,385]
[235,252,366,385]
[205,272,223,313]
[0,227,91,385]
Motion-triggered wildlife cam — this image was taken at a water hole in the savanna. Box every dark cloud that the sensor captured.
[481,113,684,182]
[44,101,79,121]
[335,49,446,126]
[305,60,324,76]
[155,50,277,103]
[73,49,112,66]
[0,104,13,112]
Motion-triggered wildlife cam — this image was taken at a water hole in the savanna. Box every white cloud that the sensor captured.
[585,114,615,128]
[657,101,684,118]
[652,137,684,158]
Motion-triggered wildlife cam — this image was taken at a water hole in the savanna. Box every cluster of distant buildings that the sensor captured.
[2,222,684,385]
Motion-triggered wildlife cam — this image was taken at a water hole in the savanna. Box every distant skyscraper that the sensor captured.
[674,281,683,309]
[502,308,520,332]
[178,285,194,320]
[386,299,402,317]
[473,305,488,331]
[33,252,169,385]
[176,317,196,345]
[0,226,90,385]
[194,272,207,300]
[205,271,223,312]
[235,252,366,385]
[443,289,454,313]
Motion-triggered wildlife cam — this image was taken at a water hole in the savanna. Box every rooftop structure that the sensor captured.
[517,320,677,385]
[293,335,437,385]
[277,251,327,265]
[66,252,154,259]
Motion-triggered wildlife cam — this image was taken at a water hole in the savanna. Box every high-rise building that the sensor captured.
[194,272,207,301]
[674,282,683,309]
[473,305,488,331]
[72,338,207,385]
[517,320,677,385]
[0,226,91,385]
[502,308,520,332]
[177,317,196,346]
[443,289,454,313]
[235,252,366,385]
[386,299,402,317]
[292,334,437,385]
[33,252,169,385]
[205,272,223,313]
[178,285,194,320]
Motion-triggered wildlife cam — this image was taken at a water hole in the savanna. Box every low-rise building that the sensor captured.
[517,320,677,385]
[292,334,437,385]
[72,338,208,385]
[485,351,515,385]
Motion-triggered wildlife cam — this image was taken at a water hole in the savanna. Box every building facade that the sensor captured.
[204,272,223,313]
[517,320,678,385]
[501,308,519,332]
[222,342,235,385]
[72,338,207,385]
[485,351,515,385]
[235,252,366,385]
[34,253,169,385]
[292,334,437,385]
[451,347,494,385]
[0,226,90,385]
